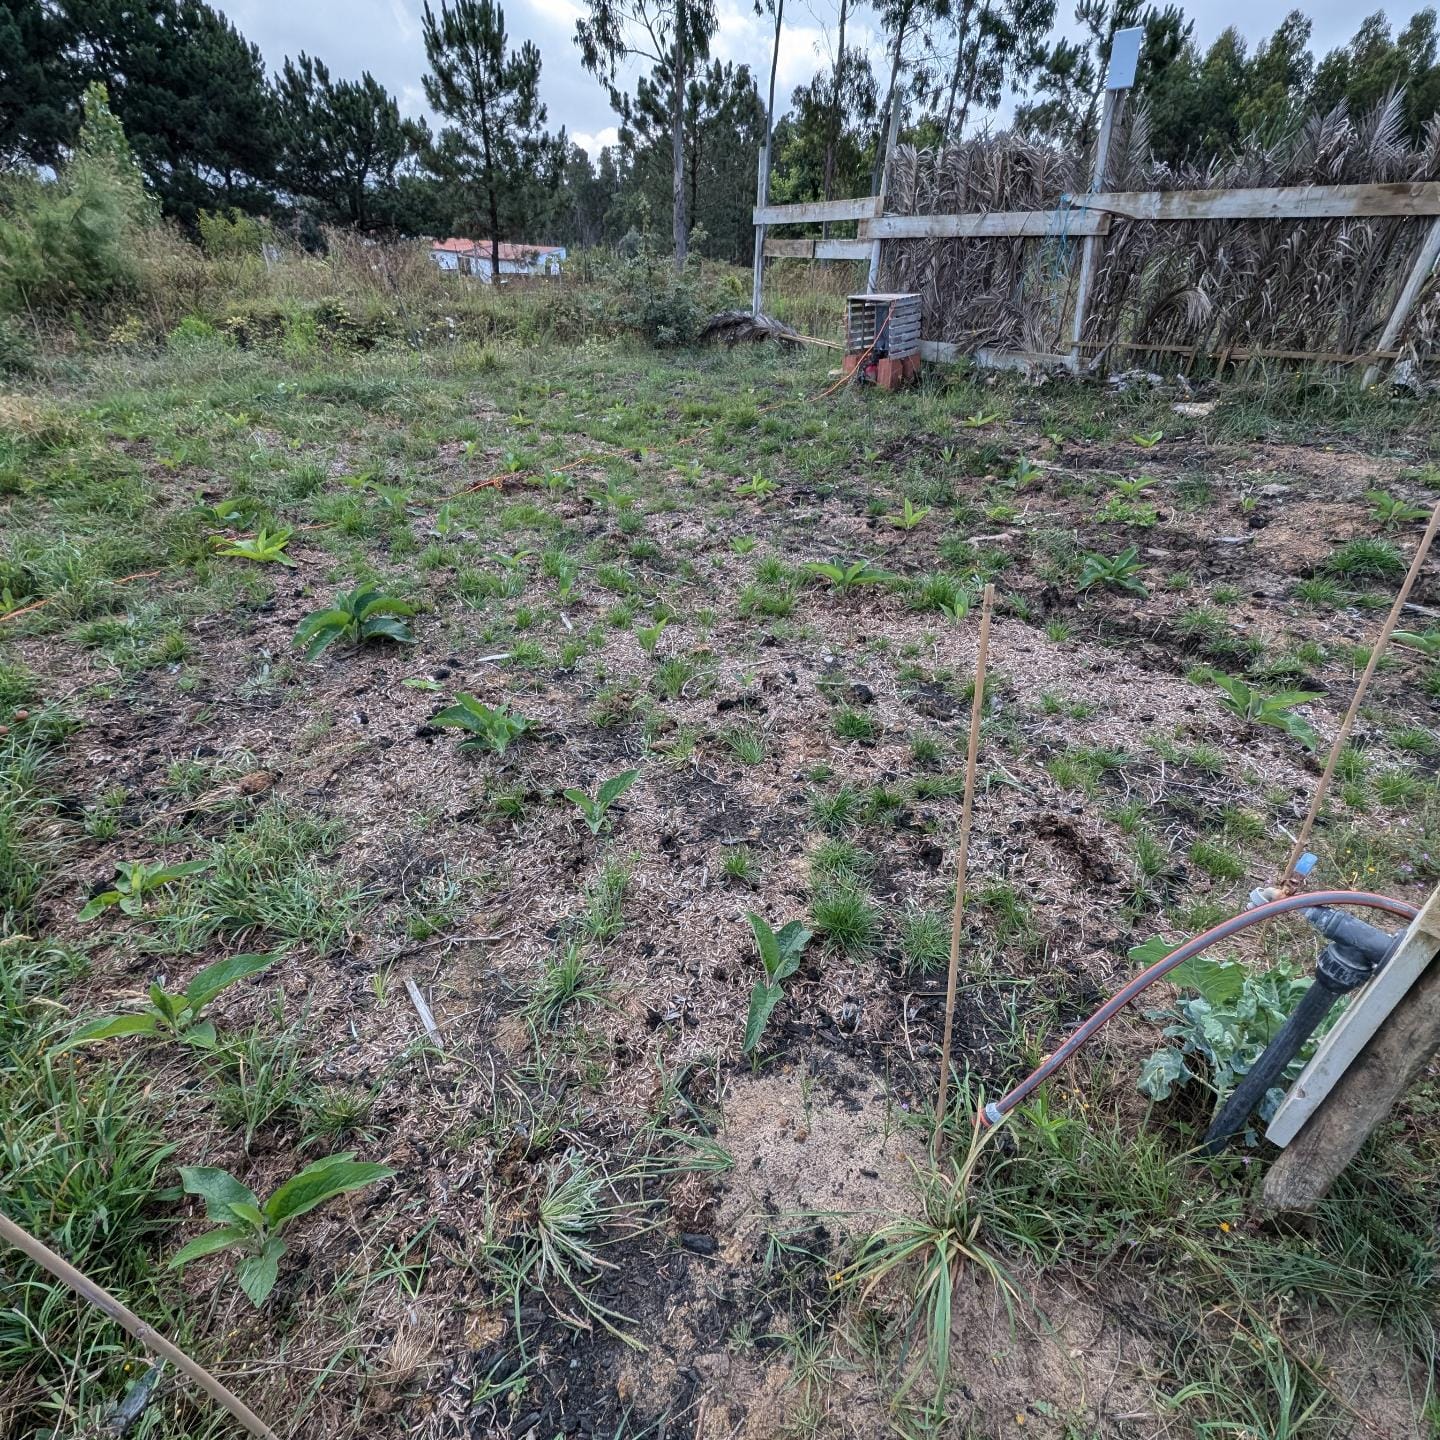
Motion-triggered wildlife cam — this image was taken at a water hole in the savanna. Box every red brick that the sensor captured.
[876,357,905,390]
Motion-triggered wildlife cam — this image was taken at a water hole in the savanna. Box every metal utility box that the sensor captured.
[844,292,922,390]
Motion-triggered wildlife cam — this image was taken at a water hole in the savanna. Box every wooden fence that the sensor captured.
[755,119,1440,384]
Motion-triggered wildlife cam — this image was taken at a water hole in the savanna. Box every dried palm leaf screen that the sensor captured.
[843,292,922,390]
[880,95,1440,372]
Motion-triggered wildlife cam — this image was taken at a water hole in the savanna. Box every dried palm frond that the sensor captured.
[878,91,1440,371]
[699,310,802,348]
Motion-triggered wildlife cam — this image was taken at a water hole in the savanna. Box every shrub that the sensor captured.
[0,84,154,318]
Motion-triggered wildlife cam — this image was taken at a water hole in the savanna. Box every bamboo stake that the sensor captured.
[934,583,995,1150]
[1280,500,1440,888]
[0,1210,279,1440]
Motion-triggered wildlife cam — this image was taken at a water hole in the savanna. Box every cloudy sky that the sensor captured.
[221,0,1431,157]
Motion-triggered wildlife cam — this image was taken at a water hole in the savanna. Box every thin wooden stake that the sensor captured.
[0,1209,279,1440]
[1281,499,1440,887]
[935,582,995,1151]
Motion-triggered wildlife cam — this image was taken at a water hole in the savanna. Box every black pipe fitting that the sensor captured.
[1301,907,1400,969]
[1199,912,1401,1156]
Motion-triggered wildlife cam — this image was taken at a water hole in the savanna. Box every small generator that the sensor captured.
[843,292,922,390]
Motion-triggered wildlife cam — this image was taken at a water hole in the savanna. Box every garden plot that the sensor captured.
[2,340,1439,1440]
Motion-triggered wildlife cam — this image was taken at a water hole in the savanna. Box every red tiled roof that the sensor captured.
[431,237,563,260]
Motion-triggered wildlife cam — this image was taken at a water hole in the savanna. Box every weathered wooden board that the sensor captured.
[1363,214,1440,385]
[867,211,1109,239]
[765,182,1440,246]
[762,238,870,260]
[920,340,1070,370]
[1267,887,1440,1147]
[762,238,815,259]
[1264,883,1440,1211]
[752,196,882,225]
[1084,180,1440,222]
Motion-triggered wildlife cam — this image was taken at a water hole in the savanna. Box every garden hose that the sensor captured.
[978,890,1418,1131]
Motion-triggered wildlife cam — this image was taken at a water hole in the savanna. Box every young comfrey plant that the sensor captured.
[432,694,531,753]
[804,559,895,592]
[78,858,211,920]
[172,1152,393,1306]
[564,768,639,835]
[885,498,930,530]
[1204,670,1319,749]
[742,914,812,1055]
[212,526,296,566]
[294,587,416,660]
[59,952,277,1051]
[1077,545,1148,596]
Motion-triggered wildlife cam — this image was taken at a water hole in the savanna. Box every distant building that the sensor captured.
[429,237,566,282]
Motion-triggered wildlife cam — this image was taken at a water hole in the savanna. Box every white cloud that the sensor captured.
[572,125,620,154]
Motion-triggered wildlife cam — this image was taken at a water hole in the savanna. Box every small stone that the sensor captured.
[680,1233,716,1255]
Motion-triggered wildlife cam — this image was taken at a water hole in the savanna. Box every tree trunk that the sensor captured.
[479,96,500,283]
[672,0,688,270]
[871,0,911,194]
[821,0,850,239]
[953,0,992,140]
[941,0,976,140]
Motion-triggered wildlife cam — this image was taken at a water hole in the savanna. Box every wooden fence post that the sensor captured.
[1361,214,1440,387]
[1263,882,1440,1210]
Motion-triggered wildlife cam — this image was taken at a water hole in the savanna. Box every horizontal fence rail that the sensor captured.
[753,179,1440,382]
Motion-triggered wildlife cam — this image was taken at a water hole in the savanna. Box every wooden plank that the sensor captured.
[815,239,870,260]
[867,211,1109,239]
[1264,902,1440,1212]
[1082,180,1440,222]
[1081,337,1399,365]
[1267,886,1440,1148]
[763,238,814,259]
[764,238,870,260]
[1363,215,1440,385]
[920,340,1069,370]
[753,196,882,225]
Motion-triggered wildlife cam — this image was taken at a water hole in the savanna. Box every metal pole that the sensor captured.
[867,76,904,291]
[1068,90,1122,374]
[1067,26,1141,374]
[751,0,784,317]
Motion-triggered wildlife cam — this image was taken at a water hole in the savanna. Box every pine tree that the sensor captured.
[930,0,1056,141]
[0,0,74,167]
[615,57,763,260]
[575,0,717,268]
[1016,0,1190,153]
[422,0,555,279]
[276,55,428,228]
[64,0,278,222]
